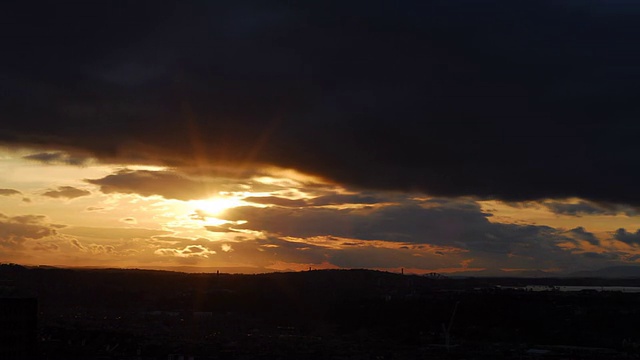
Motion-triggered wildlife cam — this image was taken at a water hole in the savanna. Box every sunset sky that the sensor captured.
[1,1,639,274]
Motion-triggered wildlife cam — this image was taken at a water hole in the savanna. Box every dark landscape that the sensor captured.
[2,263,640,359]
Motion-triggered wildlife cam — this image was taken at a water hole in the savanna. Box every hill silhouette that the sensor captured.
[3,263,640,359]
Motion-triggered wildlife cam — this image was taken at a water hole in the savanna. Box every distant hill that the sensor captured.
[446,266,640,279]
[447,268,554,278]
[7,262,640,281]
[567,266,640,278]
[4,264,640,358]
[64,265,275,274]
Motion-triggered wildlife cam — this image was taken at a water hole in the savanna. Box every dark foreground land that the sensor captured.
[2,264,640,359]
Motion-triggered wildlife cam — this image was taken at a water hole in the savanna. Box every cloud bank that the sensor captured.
[0,1,638,205]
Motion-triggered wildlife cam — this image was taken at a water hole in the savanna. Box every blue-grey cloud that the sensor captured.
[566,227,600,246]
[219,199,567,259]
[308,194,383,206]
[23,152,90,166]
[582,252,619,260]
[613,229,640,246]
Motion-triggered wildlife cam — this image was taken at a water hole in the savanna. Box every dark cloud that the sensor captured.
[308,194,383,206]
[42,186,91,199]
[1,1,639,204]
[544,200,637,217]
[219,199,568,259]
[582,252,619,260]
[242,193,389,208]
[613,229,640,246]
[0,213,60,249]
[87,170,221,200]
[86,168,278,200]
[23,152,90,166]
[221,206,359,239]
[0,189,21,196]
[566,227,600,246]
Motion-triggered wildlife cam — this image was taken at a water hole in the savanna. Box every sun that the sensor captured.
[191,197,245,216]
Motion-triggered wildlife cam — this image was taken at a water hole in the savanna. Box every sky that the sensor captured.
[0,0,639,274]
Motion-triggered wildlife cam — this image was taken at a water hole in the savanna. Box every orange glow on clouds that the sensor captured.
[2,146,640,274]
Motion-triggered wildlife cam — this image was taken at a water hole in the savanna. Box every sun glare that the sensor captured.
[191,197,244,216]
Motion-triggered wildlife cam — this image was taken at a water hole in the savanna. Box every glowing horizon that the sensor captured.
[0,146,638,275]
